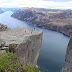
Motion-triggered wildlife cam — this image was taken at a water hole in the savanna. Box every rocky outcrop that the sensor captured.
[15,33,42,65]
[11,7,72,37]
[0,25,43,65]
[0,24,10,31]
[61,38,72,72]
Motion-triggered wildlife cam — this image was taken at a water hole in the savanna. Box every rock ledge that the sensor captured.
[0,25,43,65]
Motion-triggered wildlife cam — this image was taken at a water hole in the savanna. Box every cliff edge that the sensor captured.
[61,38,72,72]
[0,25,43,65]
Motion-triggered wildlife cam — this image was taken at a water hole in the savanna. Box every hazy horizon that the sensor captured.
[0,0,72,9]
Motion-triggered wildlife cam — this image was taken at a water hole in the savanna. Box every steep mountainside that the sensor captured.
[12,7,72,37]
[61,37,72,72]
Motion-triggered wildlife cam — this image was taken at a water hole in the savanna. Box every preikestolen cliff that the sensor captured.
[0,4,72,72]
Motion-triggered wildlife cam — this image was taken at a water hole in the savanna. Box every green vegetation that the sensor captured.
[0,24,4,29]
[0,52,18,72]
[0,52,41,72]
[1,25,4,29]
[9,44,18,49]
[22,64,41,72]
[9,44,18,52]
[0,24,7,30]
[18,16,21,19]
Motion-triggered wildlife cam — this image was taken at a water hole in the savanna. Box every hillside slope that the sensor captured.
[12,7,72,37]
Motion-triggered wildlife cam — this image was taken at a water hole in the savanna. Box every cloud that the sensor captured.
[0,0,72,9]
[1,0,14,3]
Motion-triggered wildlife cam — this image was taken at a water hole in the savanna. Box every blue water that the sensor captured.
[0,11,70,72]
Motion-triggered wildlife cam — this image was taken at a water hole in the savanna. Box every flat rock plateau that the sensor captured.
[0,24,43,65]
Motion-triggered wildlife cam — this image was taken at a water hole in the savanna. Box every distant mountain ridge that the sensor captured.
[0,8,19,13]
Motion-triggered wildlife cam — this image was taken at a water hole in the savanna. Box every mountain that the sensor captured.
[11,7,72,37]
[0,8,19,13]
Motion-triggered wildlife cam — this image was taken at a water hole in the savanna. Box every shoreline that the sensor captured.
[23,21,70,38]
[12,17,70,38]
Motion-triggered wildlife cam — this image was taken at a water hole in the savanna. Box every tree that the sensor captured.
[0,52,41,72]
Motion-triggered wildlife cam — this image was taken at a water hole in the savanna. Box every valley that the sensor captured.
[11,8,72,37]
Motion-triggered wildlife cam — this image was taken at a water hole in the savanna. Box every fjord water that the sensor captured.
[0,11,70,72]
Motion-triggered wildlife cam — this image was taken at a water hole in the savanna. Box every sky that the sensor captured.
[0,0,72,9]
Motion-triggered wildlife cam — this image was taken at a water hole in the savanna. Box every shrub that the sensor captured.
[18,16,21,19]
[0,24,7,30]
[0,52,41,72]
[1,25,4,29]
[0,52,18,71]
[22,64,36,72]
[9,44,18,49]
[9,44,18,52]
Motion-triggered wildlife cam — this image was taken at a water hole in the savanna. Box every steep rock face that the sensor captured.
[11,7,72,37]
[61,38,72,72]
[0,26,43,65]
[15,33,42,65]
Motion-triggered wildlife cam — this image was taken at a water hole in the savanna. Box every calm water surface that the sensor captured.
[0,11,70,72]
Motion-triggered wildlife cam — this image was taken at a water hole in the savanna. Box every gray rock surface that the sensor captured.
[0,25,43,65]
[61,38,72,72]
[15,32,43,65]
[0,39,6,47]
